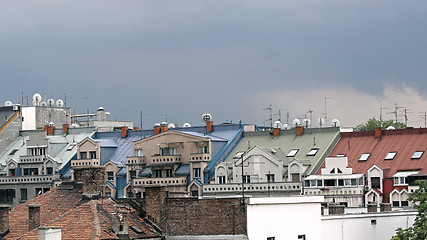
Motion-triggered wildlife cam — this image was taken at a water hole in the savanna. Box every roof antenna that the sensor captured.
[262,104,273,128]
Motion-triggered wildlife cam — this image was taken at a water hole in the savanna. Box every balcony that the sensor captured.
[71,159,100,167]
[126,156,146,165]
[151,155,182,165]
[133,176,187,187]
[0,175,54,184]
[203,182,302,194]
[19,155,44,164]
[189,153,210,162]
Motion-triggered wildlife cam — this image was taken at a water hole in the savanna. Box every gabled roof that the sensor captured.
[223,127,340,176]
[327,128,427,178]
[5,182,161,240]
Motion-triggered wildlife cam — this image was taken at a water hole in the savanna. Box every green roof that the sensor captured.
[223,127,340,176]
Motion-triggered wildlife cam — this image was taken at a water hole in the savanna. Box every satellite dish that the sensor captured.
[33,93,42,104]
[303,118,311,128]
[318,118,325,127]
[4,101,12,107]
[201,113,212,123]
[40,101,47,107]
[97,106,104,111]
[161,122,168,126]
[168,123,176,129]
[331,119,340,127]
[281,123,289,130]
[292,118,301,127]
[56,99,64,107]
[183,123,191,128]
[387,126,395,130]
[273,120,282,129]
[47,98,55,107]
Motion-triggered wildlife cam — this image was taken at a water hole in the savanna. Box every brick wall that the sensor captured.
[73,167,105,197]
[143,187,247,236]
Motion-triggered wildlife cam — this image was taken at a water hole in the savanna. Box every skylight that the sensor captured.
[384,152,397,160]
[307,148,319,156]
[411,151,424,159]
[9,149,18,155]
[287,149,299,157]
[233,151,245,159]
[359,153,370,161]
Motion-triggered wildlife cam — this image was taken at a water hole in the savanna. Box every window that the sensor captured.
[317,180,323,186]
[359,153,370,161]
[298,235,306,240]
[338,179,344,186]
[267,237,275,240]
[385,152,397,160]
[46,167,53,175]
[307,148,319,156]
[129,170,136,180]
[154,170,162,178]
[24,168,38,176]
[198,146,208,154]
[336,154,346,157]
[107,171,114,181]
[170,147,177,156]
[344,179,351,186]
[267,174,275,183]
[233,151,245,159]
[351,179,357,186]
[191,190,198,197]
[135,149,143,156]
[89,151,97,159]
[160,147,169,156]
[310,180,316,187]
[394,177,407,185]
[165,169,172,177]
[287,149,299,157]
[193,168,201,178]
[20,188,27,201]
[393,201,400,207]
[359,177,364,185]
[304,180,310,187]
[371,177,381,189]
[411,151,424,159]
[401,201,409,206]
[218,176,226,184]
[80,152,87,159]
[324,179,336,187]
[243,175,250,183]
[9,169,15,176]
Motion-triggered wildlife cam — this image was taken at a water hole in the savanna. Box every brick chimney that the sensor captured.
[73,166,106,198]
[160,122,168,133]
[0,205,11,235]
[296,126,304,136]
[206,121,213,133]
[112,208,129,236]
[62,124,69,135]
[375,127,382,138]
[153,124,161,135]
[28,204,41,231]
[44,125,55,136]
[121,126,128,138]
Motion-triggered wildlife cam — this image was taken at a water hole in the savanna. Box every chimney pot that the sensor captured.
[296,126,304,136]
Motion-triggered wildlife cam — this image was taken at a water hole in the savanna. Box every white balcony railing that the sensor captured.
[71,159,100,167]
[189,153,210,161]
[0,175,54,184]
[126,156,145,165]
[19,155,44,163]
[133,176,187,187]
[151,155,182,165]
[203,182,301,194]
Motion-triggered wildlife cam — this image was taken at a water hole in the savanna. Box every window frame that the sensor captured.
[287,149,299,157]
[411,151,424,159]
[306,148,319,156]
[384,152,397,160]
[359,153,371,161]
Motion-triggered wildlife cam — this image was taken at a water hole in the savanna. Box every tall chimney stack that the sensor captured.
[121,126,128,138]
[0,205,11,235]
[160,122,168,133]
[153,123,161,135]
[28,204,41,231]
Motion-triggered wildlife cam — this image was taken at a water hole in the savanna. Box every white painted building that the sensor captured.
[247,196,417,240]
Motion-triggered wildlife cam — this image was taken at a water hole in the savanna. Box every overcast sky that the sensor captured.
[1,1,427,128]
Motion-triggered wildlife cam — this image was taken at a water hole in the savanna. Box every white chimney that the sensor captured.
[38,226,62,240]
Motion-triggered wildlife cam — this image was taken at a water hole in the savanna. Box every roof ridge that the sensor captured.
[90,201,102,240]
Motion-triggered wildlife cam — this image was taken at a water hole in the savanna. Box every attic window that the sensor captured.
[306,148,319,156]
[287,149,299,157]
[66,145,74,151]
[359,153,370,161]
[9,149,18,155]
[233,151,245,159]
[336,154,346,157]
[384,152,397,160]
[411,151,424,159]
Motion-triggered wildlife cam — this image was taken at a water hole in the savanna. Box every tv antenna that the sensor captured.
[324,97,333,123]
[419,111,427,128]
[379,107,389,122]
[262,104,273,128]
[387,103,405,123]
[402,108,413,127]
[274,109,287,123]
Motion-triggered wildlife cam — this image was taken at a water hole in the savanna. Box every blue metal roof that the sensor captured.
[97,139,118,148]
[193,178,203,186]
[116,167,127,176]
[174,164,190,175]
[106,181,116,189]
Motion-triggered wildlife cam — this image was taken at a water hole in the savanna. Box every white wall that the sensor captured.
[247,196,324,240]
[322,211,416,240]
[22,107,36,130]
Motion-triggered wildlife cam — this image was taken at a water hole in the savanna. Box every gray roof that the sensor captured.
[96,135,143,167]
[175,164,190,175]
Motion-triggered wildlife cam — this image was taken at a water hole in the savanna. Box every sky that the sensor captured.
[1,1,427,129]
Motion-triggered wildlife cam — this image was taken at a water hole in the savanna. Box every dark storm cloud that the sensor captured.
[1,0,427,127]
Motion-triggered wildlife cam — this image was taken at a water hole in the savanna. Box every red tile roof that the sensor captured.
[5,183,161,240]
[324,128,427,178]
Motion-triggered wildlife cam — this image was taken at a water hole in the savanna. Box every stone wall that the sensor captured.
[73,167,105,197]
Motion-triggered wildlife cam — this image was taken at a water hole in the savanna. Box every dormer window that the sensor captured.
[385,152,397,160]
[359,153,370,161]
[287,149,299,157]
[306,148,319,156]
[135,149,143,157]
[411,151,424,159]
[198,146,208,154]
